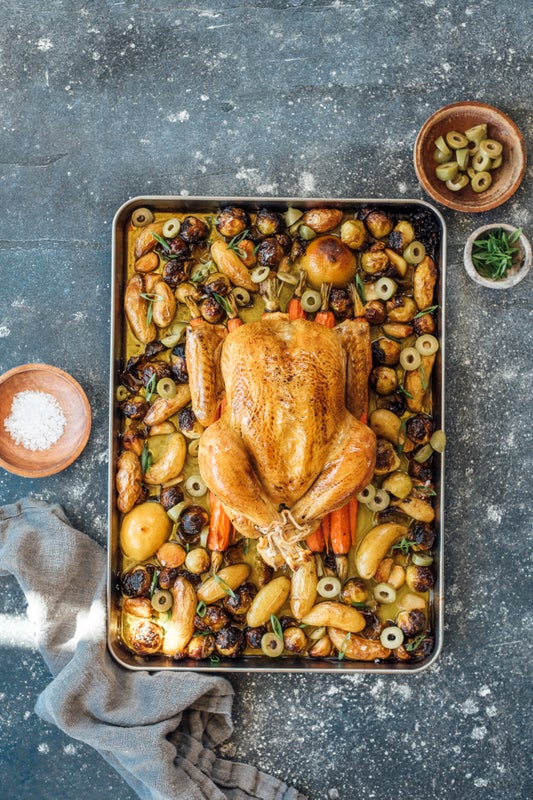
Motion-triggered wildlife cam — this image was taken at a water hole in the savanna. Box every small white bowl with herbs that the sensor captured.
[464,224,531,289]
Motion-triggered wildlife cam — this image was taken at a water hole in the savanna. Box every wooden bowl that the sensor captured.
[414,101,526,213]
[0,364,91,477]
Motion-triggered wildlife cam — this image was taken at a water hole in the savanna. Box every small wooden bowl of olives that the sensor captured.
[414,101,526,213]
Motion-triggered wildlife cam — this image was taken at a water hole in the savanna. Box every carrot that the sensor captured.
[314,283,334,327]
[348,497,359,547]
[207,491,232,573]
[328,504,351,556]
[288,269,308,320]
[306,524,325,553]
[328,503,351,582]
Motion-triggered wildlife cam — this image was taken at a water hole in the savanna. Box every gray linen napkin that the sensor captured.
[0,498,307,800]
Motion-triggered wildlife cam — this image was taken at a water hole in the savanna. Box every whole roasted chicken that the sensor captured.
[186,312,376,569]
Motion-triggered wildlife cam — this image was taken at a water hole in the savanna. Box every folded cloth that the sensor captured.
[0,498,307,800]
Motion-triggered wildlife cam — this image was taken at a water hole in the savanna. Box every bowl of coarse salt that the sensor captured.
[0,363,91,477]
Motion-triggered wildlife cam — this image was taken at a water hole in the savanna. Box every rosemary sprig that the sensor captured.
[471,227,523,281]
[405,633,426,652]
[140,292,163,326]
[140,442,153,475]
[213,573,236,599]
[391,537,417,556]
[145,372,157,402]
[270,613,283,642]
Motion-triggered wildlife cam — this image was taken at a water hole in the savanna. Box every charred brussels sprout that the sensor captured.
[157,566,179,589]
[223,582,257,617]
[179,216,210,244]
[257,237,285,268]
[171,343,189,384]
[376,392,407,416]
[204,272,231,297]
[406,414,434,446]
[216,206,249,238]
[121,565,154,597]
[195,605,231,633]
[329,287,353,320]
[409,522,436,552]
[178,505,209,545]
[119,397,149,420]
[200,295,226,324]
[159,235,190,261]
[364,299,387,326]
[215,625,246,658]
[406,565,435,593]
[245,625,268,649]
[160,485,185,511]
[141,360,171,387]
[128,620,164,655]
[370,366,398,396]
[162,259,190,288]
[177,406,203,438]
[372,338,402,366]
[340,577,369,605]
[374,438,401,475]
[361,209,394,239]
[256,208,285,235]
[359,608,382,639]
[283,626,307,654]
[413,312,436,337]
[408,459,433,484]
[397,608,426,638]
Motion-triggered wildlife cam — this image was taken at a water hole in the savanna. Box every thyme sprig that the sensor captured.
[472,227,523,280]
[391,537,417,556]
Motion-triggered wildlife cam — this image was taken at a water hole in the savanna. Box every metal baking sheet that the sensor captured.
[108,196,446,673]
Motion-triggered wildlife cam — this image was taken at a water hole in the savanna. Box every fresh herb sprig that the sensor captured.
[471,227,523,281]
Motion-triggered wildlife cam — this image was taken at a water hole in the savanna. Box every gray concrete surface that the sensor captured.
[0,1,532,799]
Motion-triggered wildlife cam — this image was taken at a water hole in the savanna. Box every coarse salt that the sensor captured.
[4,390,67,451]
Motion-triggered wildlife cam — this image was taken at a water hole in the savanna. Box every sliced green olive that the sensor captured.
[157,377,177,399]
[356,483,376,504]
[380,625,404,649]
[285,207,304,227]
[479,139,502,159]
[251,266,271,284]
[430,429,447,453]
[403,240,426,265]
[446,174,469,192]
[374,583,396,604]
[375,277,397,301]
[298,224,317,241]
[233,287,251,306]
[317,576,342,599]
[115,385,130,402]
[277,271,299,286]
[413,444,434,463]
[436,162,459,182]
[472,152,491,172]
[400,347,422,371]
[471,171,492,193]
[412,552,434,566]
[491,154,503,169]
[433,148,452,164]
[445,130,468,149]
[367,489,390,512]
[434,135,452,156]
[131,207,154,227]
[467,166,476,180]
[301,289,322,313]
[151,589,173,612]
[162,217,181,238]
[184,474,207,498]
[455,147,470,171]
[415,334,439,356]
[465,123,487,145]
[187,439,200,458]
[261,632,284,657]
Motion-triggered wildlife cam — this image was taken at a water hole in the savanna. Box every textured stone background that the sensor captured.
[0,1,531,799]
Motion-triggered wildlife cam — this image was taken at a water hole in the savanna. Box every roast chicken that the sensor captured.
[186,313,376,569]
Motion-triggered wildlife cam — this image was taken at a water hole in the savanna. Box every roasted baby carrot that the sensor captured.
[287,269,308,320]
[314,283,335,327]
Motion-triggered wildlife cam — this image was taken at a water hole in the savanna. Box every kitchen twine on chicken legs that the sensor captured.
[0,498,307,800]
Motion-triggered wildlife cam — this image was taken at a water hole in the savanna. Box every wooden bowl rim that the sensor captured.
[0,363,92,477]
[414,101,526,213]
